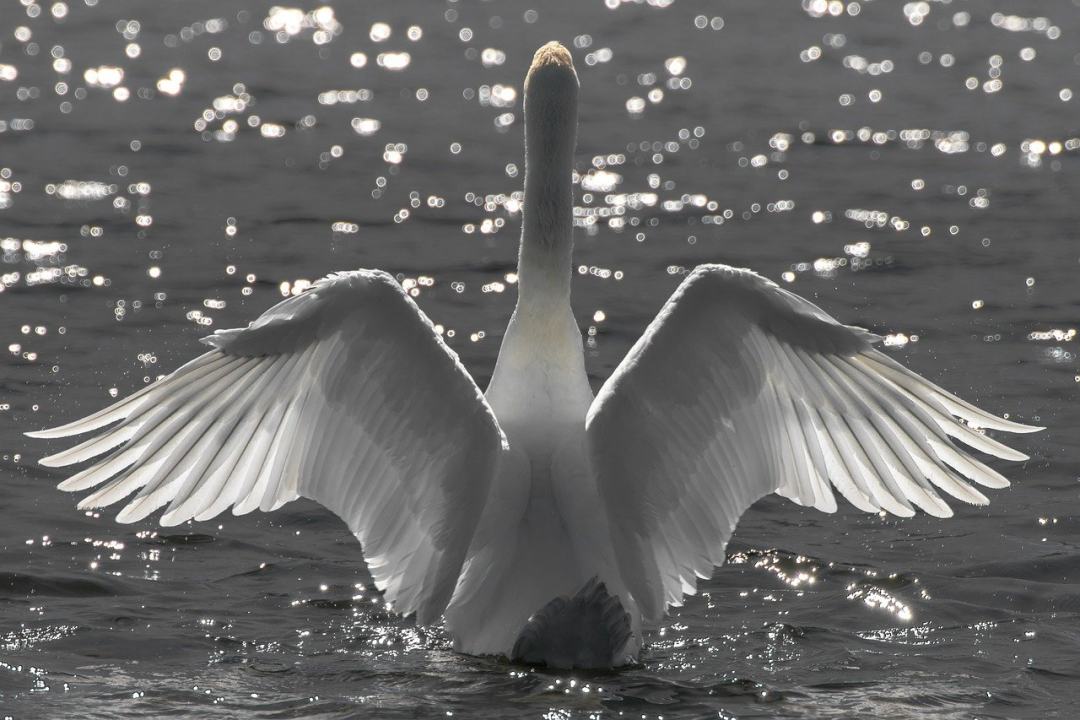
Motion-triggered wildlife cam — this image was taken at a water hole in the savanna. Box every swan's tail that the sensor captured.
[511,576,633,669]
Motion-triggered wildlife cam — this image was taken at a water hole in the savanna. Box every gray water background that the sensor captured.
[1,1,1079,717]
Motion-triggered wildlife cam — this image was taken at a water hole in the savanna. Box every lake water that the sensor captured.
[2,1,1078,718]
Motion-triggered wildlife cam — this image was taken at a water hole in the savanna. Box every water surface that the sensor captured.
[1,1,1078,718]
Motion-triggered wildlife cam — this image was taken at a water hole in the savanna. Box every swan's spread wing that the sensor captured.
[30,270,506,623]
[586,264,1039,622]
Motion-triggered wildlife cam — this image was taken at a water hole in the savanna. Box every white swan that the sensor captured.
[29,42,1040,669]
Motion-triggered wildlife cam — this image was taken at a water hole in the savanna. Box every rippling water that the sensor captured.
[2,1,1078,718]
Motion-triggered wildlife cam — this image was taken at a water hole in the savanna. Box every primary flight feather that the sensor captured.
[29,42,1040,669]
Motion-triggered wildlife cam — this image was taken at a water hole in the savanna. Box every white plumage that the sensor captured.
[32,271,504,625]
[586,265,1038,625]
[29,42,1040,669]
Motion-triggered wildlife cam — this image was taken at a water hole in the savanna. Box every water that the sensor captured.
[1,1,1078,717]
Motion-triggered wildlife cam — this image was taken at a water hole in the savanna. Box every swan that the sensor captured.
[28,42,1041,670]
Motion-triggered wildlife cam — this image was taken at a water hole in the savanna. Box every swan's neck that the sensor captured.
[485,43,590,415]
[516,50,578,311]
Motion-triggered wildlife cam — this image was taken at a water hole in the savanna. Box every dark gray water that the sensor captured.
[2,1,1079,717]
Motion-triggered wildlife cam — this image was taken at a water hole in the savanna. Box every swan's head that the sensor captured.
[526,41,577,88]
[524,42,578,154]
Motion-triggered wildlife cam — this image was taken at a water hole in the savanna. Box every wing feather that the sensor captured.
[30,270,505,623]
[26,353,231,440]
[587,264,1038,622]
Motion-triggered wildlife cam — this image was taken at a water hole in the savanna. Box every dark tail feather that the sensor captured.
[511,577,632,670]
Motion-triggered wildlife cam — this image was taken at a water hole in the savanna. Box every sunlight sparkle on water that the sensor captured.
[0,0,1068,714]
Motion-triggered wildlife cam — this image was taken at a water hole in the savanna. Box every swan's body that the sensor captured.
[29,43,1040,669]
